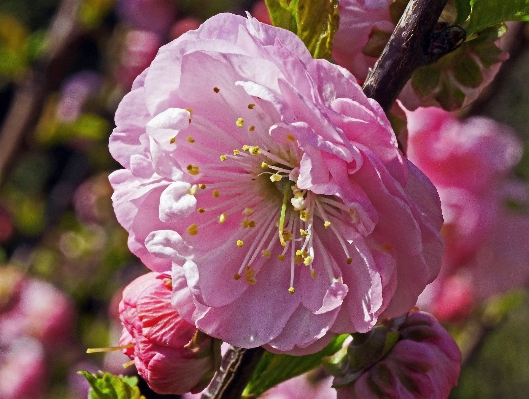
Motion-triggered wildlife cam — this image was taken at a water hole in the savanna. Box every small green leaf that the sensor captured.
[436,78,466,111]
[467,0,529,35]
[243,334,348,398]
[454,0,472,24]
[78,371,146,399]
[411,66,441,97]
[264,0,340,60]
[294,0,340,59]
[453,57,483,87]
[264,0,297,33]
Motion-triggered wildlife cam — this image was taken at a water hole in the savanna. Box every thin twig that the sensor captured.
[0,0,84,182]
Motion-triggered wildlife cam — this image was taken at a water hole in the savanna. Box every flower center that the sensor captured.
[174,92,359,294]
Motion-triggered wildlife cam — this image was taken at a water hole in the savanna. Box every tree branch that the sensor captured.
[200,346,265,399]
[362,0,451,111]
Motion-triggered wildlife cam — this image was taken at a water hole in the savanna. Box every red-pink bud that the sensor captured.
[118,272,221,395]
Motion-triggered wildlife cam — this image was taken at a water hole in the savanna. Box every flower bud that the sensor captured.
[118,272,221,395]
[326,310,461,399]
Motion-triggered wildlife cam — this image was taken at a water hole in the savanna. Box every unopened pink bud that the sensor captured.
[118,272,221,395]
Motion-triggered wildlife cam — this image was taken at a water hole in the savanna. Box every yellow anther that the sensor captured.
[237,240,244,247]
[188,185,198,195]
[233,149,240,155]
[261,162,269,169]
[349,209,356,216]
[248,220,256,228]
[286,134,296,141]
[248,103,255,109]
[185,108,193,114]
[213,87,220,93]
[234,273,241,280]
[213,190,220,198]
[236,118,244,127]
[242,217,250,228]
[294,255,303,265]
[270,173,282,182]
[187,224,198,236]
[187,164,200,175]
[218,213,227,223]
[303,256,313,266]
[187,136,195,143]
[261,249,271,258]
[249,146,260,155]
[324,221,331,229]
[346,257,353,264]
[249,126,255,132]
[310,269,317,279]
[170,137,176,144]
[199,184,206,189]
[300,210,310,222]
[245,267,256,285]
[288,287,295,294]
[220,155,227,161]
[243,208,255,215]
[278,254,285,261]
[242,145,250,151]
[282,231,293,242]
[300,229,309,237]
[197,208,205,213]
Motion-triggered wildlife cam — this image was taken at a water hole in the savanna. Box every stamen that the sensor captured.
[248,103,255,109]
[188,185,198,195]
[278,187,290,246]
[187,224,198,236]
[236,118,244,127]
[270,173,282,182]
[213,87,220,93]
[187,136,195,143]
[219,213,227,223]
[86,344,134,353]
[237,240,244,247]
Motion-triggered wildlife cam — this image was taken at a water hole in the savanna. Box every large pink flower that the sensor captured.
[119,272,220,395]
[109,13,443,353]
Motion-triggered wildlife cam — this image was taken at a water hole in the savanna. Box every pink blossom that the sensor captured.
[406,106,529,317]
[109,13,443,353]
[0,267,75,350]
[170,17,202,41]
[332,0,394,83]
[261,373,336,399]
[119,272,221,395]
[116,0,177,35]
[56,71,102,122]
[335,311,461,399]
[0,337,47,399]
[115,30,162,89]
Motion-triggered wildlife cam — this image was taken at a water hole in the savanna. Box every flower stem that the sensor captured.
[362,0,451,112]
[200,346,265,399]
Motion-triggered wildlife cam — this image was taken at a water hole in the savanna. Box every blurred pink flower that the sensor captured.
[116,0,177,35]
[0,337,47,399]
[0,268,75,350]
[333,0,394,83]
[261,373,336,399]
[407,106,529,318]
[109,13,443,353]
[116,30,162,89]
[251,1,272,25]
[119,272,220,395]
[335,311,461,399]
[170,17,202,41]
[56,71,101,122]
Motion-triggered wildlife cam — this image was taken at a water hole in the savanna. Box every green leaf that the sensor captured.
[454,0,472,24]
[453,57,483,87]
[243,334,348,398]
[467,0,529,35]
[411,66,441,97]
[264,0,340,60]
[264,0,297,33]
[78,371,146,399]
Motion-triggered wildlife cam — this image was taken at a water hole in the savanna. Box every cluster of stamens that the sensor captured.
[170,86,361,294]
